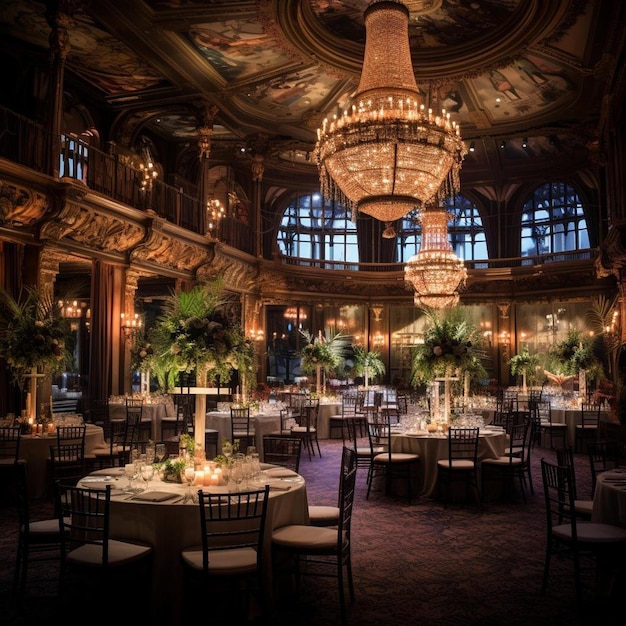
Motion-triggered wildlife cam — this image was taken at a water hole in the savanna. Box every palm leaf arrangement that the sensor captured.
[298,329,350,376]
[139,279,255,392]
[0,285,73,387]
[548,328,605,385]
[351,346,386,387]
[410,307,487,387]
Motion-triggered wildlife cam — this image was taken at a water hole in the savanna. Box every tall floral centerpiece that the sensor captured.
[298,329,349,395]
[137,279,255,443]
[0,285,73,419]
[351,346,386,388]
[410,307,486,420]
[508,349,541,395]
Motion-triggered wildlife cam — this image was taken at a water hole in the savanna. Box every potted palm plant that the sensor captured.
[298,329,350,394]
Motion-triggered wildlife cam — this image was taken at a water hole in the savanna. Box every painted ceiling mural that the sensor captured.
[0,0,610,174]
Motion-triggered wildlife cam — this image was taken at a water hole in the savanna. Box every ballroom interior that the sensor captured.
[1,0,626,411]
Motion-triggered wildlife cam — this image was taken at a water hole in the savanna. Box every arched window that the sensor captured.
[277,193,358,266]
[397,195,487,264]
[521,182,589,258]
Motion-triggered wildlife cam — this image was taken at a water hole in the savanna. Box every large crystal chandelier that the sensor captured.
[404,205,467,308]
[315,0,466,227]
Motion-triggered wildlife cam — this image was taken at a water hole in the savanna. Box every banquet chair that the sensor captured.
[0,425,23,501]
[481,419,534,502]
[49,443,88,503]
[587,440,622,495]
[92,415,135,468]
[575,403,601,453]
[436,427,481,506]
[555,446,593,520]
[126,397,151,442]
[262,434,302,472]
[328,391,365,441]
[272,447,357,626]
[180,485,270,623]
[309,444,355,527]
[13,461,61,602]
[86,397,109,427]
[291,400,321,460]
[540,458,626,604]
[230,406,255,451]
[55,482,153,617]
[535,400,567,450]
[162,392,193,440]
[366,413,419,504]
[345,412,378,479]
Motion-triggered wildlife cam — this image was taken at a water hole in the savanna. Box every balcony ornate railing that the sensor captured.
[0,105,255,254]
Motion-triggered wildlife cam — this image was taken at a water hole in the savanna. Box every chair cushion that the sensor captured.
[482,456,523,467]
[272,524,337,550]
[574,499,594,516]
[552,522,626,543]
[308,505,340,524]
[67,539,152,567]
[437,459,475,469]
[373,452,419,463]
[28,518,62,536]
[181,546,258,575]
[291,426,316,434]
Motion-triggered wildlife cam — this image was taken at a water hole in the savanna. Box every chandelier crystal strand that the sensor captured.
[315,0,466,226]
[404,206,468,308]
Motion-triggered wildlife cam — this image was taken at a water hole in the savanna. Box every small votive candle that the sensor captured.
[184,467,195,483]
[193,470,204,486]
[47,423,55,435]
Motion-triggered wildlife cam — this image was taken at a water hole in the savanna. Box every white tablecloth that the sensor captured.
[205,411,282,459]
[315,402,342,439]
[20,423,105,498]
[591,468,626,527]
[79,467,309,625]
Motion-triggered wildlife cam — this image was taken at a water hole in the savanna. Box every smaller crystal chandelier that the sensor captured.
[404,205,467,308]
[206,197,226,234]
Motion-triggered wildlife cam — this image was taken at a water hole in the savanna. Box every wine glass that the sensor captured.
[155,443,167,464]
[123,463,137,493]
[141,463,155,490]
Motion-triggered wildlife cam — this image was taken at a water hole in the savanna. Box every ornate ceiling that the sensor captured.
[1,0,622,189]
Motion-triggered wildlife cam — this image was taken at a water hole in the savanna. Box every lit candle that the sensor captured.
[209,472,220,486]
[184,467,195,484]
[47,423,55,435]
[193,471,204,486]
[29,417,35,435]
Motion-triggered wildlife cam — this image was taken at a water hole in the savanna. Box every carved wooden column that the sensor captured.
[45,1,76,178]
[122,269,142,395]
[496,301,512,386]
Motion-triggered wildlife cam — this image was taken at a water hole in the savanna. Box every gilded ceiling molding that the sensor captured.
[595,224,626,280]
[196,251,257,291]
[0,181,49,226]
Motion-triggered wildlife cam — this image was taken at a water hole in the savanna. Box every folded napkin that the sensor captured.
[80,476,116,483]
[265,468,298,478]
[269,484,291,492]
[131,491,180,502]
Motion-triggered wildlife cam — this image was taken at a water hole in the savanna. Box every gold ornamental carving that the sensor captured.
[0,181,49,226]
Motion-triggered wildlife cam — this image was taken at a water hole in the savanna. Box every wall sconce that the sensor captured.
[522,137,528,148]
[59,299,89,319]
[499,140,506,149]
[469,141,475,152]
[121,312,142,339]
[372,332,385,348]
[249,329,265,342]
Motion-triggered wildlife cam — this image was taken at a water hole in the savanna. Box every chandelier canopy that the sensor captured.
[404,206,467,309]
[315,0,466,226]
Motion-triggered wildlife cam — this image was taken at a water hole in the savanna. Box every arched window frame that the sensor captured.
[520,182,589,258]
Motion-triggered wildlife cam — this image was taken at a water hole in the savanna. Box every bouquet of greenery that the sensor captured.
[0,286,73,386]
[410,307,487,387]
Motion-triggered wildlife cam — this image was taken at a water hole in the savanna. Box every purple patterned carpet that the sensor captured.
[0,438,620,625]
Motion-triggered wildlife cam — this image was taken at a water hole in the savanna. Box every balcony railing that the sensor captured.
[0,105,255,253]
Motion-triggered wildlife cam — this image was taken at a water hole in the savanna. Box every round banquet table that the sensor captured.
[314,401,343,439]
[591,468,626,527]
[77,465,309,626]
[390,428,508,499]
[20,422,106,498]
